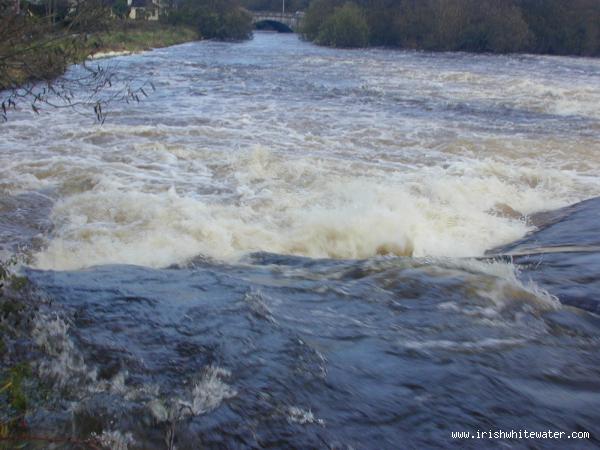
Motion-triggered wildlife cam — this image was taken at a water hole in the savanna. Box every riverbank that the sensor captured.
[301,0,600,55]
[0,22,199,91]
[88,23,199,57]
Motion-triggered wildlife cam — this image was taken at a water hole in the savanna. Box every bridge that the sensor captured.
[252,11,305,33]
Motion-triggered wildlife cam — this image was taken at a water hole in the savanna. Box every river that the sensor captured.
[1,32,600,448]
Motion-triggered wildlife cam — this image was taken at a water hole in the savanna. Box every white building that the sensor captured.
[127,0,163,20]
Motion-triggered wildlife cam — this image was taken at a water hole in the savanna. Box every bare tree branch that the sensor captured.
[1,0,151,122]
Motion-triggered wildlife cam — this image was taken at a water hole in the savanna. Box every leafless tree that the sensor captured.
[1,0,153,122]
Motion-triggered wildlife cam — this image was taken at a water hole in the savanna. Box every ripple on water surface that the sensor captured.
[1,32,600,448]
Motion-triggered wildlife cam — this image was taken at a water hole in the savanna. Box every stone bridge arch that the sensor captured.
[251,11,305,33]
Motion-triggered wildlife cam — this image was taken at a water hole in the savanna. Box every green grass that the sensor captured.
[90,23,199,54]
[1,22,198,90]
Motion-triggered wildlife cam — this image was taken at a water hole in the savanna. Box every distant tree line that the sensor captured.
[300,0,600,55]
[165,0,253,40]
[240,0,310,12]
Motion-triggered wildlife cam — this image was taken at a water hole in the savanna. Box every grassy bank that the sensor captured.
[0,22,198,91]
[89,22,199,56]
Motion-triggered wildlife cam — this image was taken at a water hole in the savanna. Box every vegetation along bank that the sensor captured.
[300,0,600,55]
[0,0,252,92]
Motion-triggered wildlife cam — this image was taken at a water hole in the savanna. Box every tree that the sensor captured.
[518,0,600,55]
[300,0,341,41]
[454,0,531,53]
[0,0,151,122]
[112,0,130,19]
[316,2,370,48]
[300,0,599,55]
[164,0,252,41]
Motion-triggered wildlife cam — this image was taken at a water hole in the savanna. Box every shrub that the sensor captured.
[451,0,532,53]
[165,0,252,41]
[300,0,341,41]
[518,0,600,56]
[300,0,599,56]
[316,2,369,48]
[112,0,129,19]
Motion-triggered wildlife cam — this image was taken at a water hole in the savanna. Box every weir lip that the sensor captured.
[486,196,600,313]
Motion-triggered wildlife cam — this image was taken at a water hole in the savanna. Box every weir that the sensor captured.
[3,32,600,448]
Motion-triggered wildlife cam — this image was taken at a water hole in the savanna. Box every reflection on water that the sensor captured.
[2,32,600,448]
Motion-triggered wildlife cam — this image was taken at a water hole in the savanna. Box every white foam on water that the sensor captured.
[441,257,562,316]
[94,430,135,450]
[402,337,527,352]
[32,147,586,270]
[287,406,325,425]
[186,366,237,416]
[1,35,598,271]
[144,365,237,428]
[32,313,97,387]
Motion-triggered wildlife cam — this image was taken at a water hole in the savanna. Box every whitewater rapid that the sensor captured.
[4,32,600,449]
[1,33,600,270]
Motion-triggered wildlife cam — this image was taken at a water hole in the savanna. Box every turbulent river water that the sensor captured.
[2,32,600,448]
